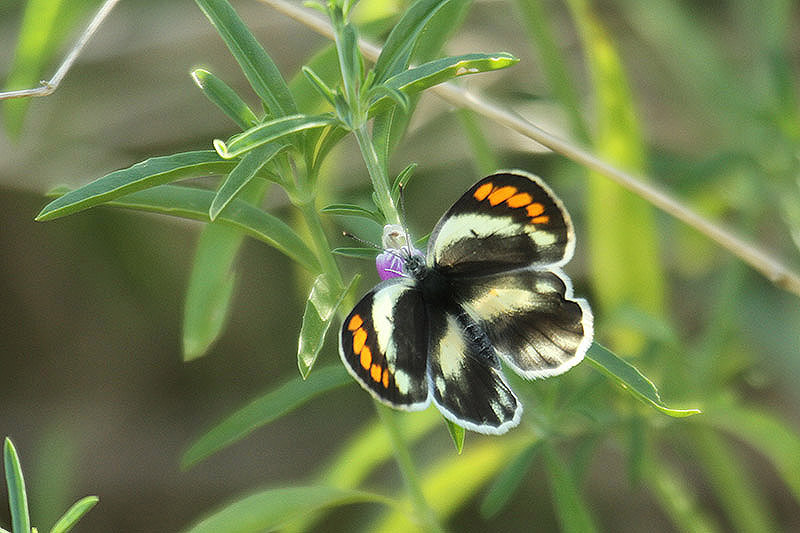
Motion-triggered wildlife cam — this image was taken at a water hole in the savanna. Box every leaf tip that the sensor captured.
[213,139,232,159]
[191,68,209,88]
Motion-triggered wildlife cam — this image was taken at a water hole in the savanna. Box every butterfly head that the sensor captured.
[375,224,425,281]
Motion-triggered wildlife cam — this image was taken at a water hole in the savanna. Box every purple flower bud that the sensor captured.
[376,250,405,280]
[375,225,424,280]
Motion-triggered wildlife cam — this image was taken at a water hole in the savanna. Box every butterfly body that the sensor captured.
[340,171,593,434]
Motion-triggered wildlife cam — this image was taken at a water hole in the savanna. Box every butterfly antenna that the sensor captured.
[342,231,380,249]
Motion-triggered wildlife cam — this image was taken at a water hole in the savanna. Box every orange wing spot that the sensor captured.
[347,314,363,331]
[506,192,533,208]
[360,346,372,370]
[525,202,545,218]
[370,363,382,382]
[382,368,389,388]
[488,186,517,206]
[352,328,367,354]
[531,215,550,224]
[473,182,494,201]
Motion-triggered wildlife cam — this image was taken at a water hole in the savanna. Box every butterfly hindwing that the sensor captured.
[453,269,593,379]
[428,171,574,276]
[339,279,430,410]
[427,310,522,434]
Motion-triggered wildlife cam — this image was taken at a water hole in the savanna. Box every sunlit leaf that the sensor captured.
[214,114,339,159]
[181,365,351,467]
[543,443,598,533]
[480,441,540,518]
[195,0,296,116]
[297,274,360,378]
[4,438,31,533]
[443,418,465,454]
[49,496,99,533]
[51,184,320,272]
[183,486,394,533]
[191,69,259,129]
[586,343,701,417]
[370,53,518,114]
[35,151,234,221]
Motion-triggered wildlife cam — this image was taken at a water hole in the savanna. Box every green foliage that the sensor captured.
[19,0,800,531]
[3,437,97,533]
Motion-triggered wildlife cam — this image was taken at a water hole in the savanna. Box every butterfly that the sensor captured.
[339,171,593,434]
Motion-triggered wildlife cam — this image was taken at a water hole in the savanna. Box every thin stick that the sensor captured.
[260,0,800,298]
[0,0,121,100]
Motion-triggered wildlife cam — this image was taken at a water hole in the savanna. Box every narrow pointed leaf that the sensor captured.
[49,184,319,272]
[191,69,259,129]
[49,495,99,533]
[183,486,393,533]
[300,66,338,109]
[321,203,383,223]
[214,114,339,159]
[543,444,598,533]
[372,0,455,84]
[647,457,721,533]
[210,142,285,220]
[184,179,267,360]
[35,151,234,221]
[181,365,351,467]
[4,438,31,533]
[332,247,380,259]
[371,53,518,114]
[391,163,418,202]
[480,441,540,518]
[586,343,701,417]
[195,0,296,116]
[367,85,409,114]
[443,418,465,454]
[297,274,360,378]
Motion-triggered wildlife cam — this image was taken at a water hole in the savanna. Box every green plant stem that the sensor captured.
[353,124,401,226]
[375,404,443,533]
[298,200,343,288]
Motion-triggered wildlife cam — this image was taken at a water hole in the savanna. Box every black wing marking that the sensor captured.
[427,171,574,276]
[339,279,430,409]
[453,269,593,378]
[426,309,522,434]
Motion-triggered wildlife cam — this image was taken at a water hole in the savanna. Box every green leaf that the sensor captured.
[567,0,665,353]
[332,247,380,259]
[35,151,234,221]
[586,343,701,417]
[297,274,360,378]
[367,85,410,114]
[371,53,518,114]
[321,203,383,223]
[183,486,393,533]
[480,441,540,518]
[391,163,418,202]
[707,405,800,503]
[49,495,99,533]
[191,68,259,129]
[195,0,296,116]
[300,66,338,109]
[443,418,465,454]
[214,114,339,159]
[4,438,31,533]
[54,184,319,272]
[543,443,598,533]
[338,22,363,101]
[210,142,285,220]
[646,457,720,533]
[371,0,456,85]
[689,425,779,533]
[181,365,351,467]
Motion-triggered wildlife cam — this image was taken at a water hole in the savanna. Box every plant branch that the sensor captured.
[0,0,121,100]
[259,0,800,299]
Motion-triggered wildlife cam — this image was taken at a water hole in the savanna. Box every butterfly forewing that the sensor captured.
[339,279,430,409]
[428,172,574,276]
[453,270,593,379]
[427,310,522,434]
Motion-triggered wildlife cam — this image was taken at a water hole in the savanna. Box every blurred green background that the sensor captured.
[2,0,800,531]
